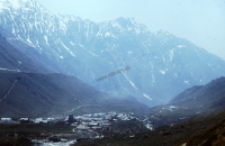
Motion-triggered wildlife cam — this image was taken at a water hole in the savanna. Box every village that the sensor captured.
[0,111,152,131]
[0,111,154,145]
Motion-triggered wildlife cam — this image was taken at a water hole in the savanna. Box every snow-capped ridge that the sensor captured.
[0,0,44,13]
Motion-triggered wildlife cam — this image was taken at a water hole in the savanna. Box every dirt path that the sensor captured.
[65,105,84,113]
[0,80,17,103]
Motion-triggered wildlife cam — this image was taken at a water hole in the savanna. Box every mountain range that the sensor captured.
[0,0,225,106]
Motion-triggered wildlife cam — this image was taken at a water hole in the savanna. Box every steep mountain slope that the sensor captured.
[0,71,148,118]
[169,76,225,110]
[177,117,225,146]
[145,76,225,128]
[0,34,50,73]
[0,0,225,106]
[169,85,203,103]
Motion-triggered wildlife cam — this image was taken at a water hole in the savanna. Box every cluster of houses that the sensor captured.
[0,118,30,124]
[71,112,136,130]
[0,112,138,131]
[0,118,13,124]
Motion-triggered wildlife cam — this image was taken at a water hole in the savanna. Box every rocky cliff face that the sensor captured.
[1,0,225,106]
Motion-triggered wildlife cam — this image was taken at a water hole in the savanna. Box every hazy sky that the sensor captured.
[37,0,225,60]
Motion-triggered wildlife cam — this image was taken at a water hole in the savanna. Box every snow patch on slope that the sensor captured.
[161,53,165,62]
[169,49,174,61]
[96,32,102,37]
[58,18,67,32]
[44,35,49,45]
[184,80,189,85]
[124,74,138,90]
[177,45,186,48]
[150,62,155,83]
[160,70,166,75]
[143,93,153,100]
[111,21,122,29]
[135,28,140,34]
[12,26,16,35]
[0,67,20,72]
[3,0,22,10]
[89,51,98,57]
[79,43,85,50]
[0,1,7,13]
[105,32,117,38]
[142,42,147,48]
[60,41,76,57]
[26,35,35,47]
[128,51,133,54]
[70,41,76,46]
[174,73,177,77]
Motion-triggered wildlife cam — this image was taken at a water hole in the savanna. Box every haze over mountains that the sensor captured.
[0,0,225,106]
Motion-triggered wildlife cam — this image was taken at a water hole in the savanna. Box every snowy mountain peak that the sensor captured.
[0,0,36,11]
[96,17,150,36]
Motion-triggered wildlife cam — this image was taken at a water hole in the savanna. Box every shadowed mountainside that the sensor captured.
[144,76,225,129]
[0,34,50,73]
[0,71,148,118]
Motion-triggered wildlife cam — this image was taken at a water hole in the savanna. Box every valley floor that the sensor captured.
[0,110,225,146]
[73,110,225,146]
